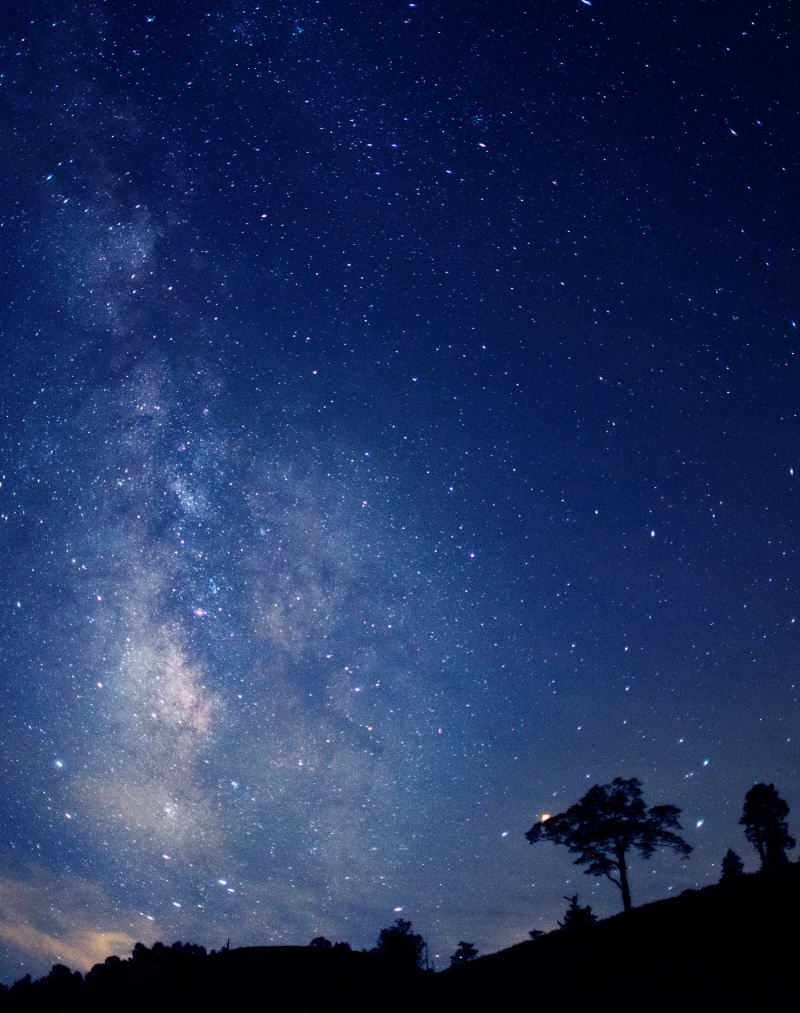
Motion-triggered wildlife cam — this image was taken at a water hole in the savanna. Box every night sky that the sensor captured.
[0,0,797,983]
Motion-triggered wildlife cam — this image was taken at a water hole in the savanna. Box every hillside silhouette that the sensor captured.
[2,864,798,1012]
[432,862,800,1012]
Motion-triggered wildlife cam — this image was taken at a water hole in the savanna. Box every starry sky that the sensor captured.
[0,0,797,982]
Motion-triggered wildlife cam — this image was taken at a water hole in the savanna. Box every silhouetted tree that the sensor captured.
[84,952,131,998]
[525,777,692,912]
[449,941,479,966]
[309,936,333,948]
[528,929,545,941]
[740,783,796,870]
[9,975,33,1003]
[558,895,597,932]
[31,963,84,1009]
[720,848,745,882]
[372,918,425,972]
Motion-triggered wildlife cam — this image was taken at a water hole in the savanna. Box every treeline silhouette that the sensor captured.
[1,780,796,1012]
[0,935,431,1013]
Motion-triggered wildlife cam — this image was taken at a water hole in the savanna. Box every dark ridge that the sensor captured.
[2,864,798,1012]
[433,862,800,1012]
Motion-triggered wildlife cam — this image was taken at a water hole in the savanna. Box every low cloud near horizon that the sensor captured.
[0,864,159,980]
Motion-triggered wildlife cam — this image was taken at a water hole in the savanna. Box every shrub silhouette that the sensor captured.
[558,895,597,932]
[449,941,479,966]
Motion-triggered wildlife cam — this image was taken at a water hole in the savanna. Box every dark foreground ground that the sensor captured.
[3,863,798,1012]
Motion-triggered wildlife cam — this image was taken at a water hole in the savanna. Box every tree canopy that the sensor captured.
[740,783,796,871]
[525,777,692,912]
[372,918,426,972]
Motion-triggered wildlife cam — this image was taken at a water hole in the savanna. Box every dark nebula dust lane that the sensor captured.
[0,0,797,983]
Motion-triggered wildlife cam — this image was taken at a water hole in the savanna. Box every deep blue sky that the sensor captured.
[0,0,797,982]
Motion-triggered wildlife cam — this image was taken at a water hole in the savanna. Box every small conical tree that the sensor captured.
[719,848,745,882]
[740,783,796,870]
[558,894,597,933]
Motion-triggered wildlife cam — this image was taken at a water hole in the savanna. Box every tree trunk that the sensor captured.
[617,848,632,912]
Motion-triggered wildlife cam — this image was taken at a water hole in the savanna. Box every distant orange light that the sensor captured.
[540,813,551,822]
